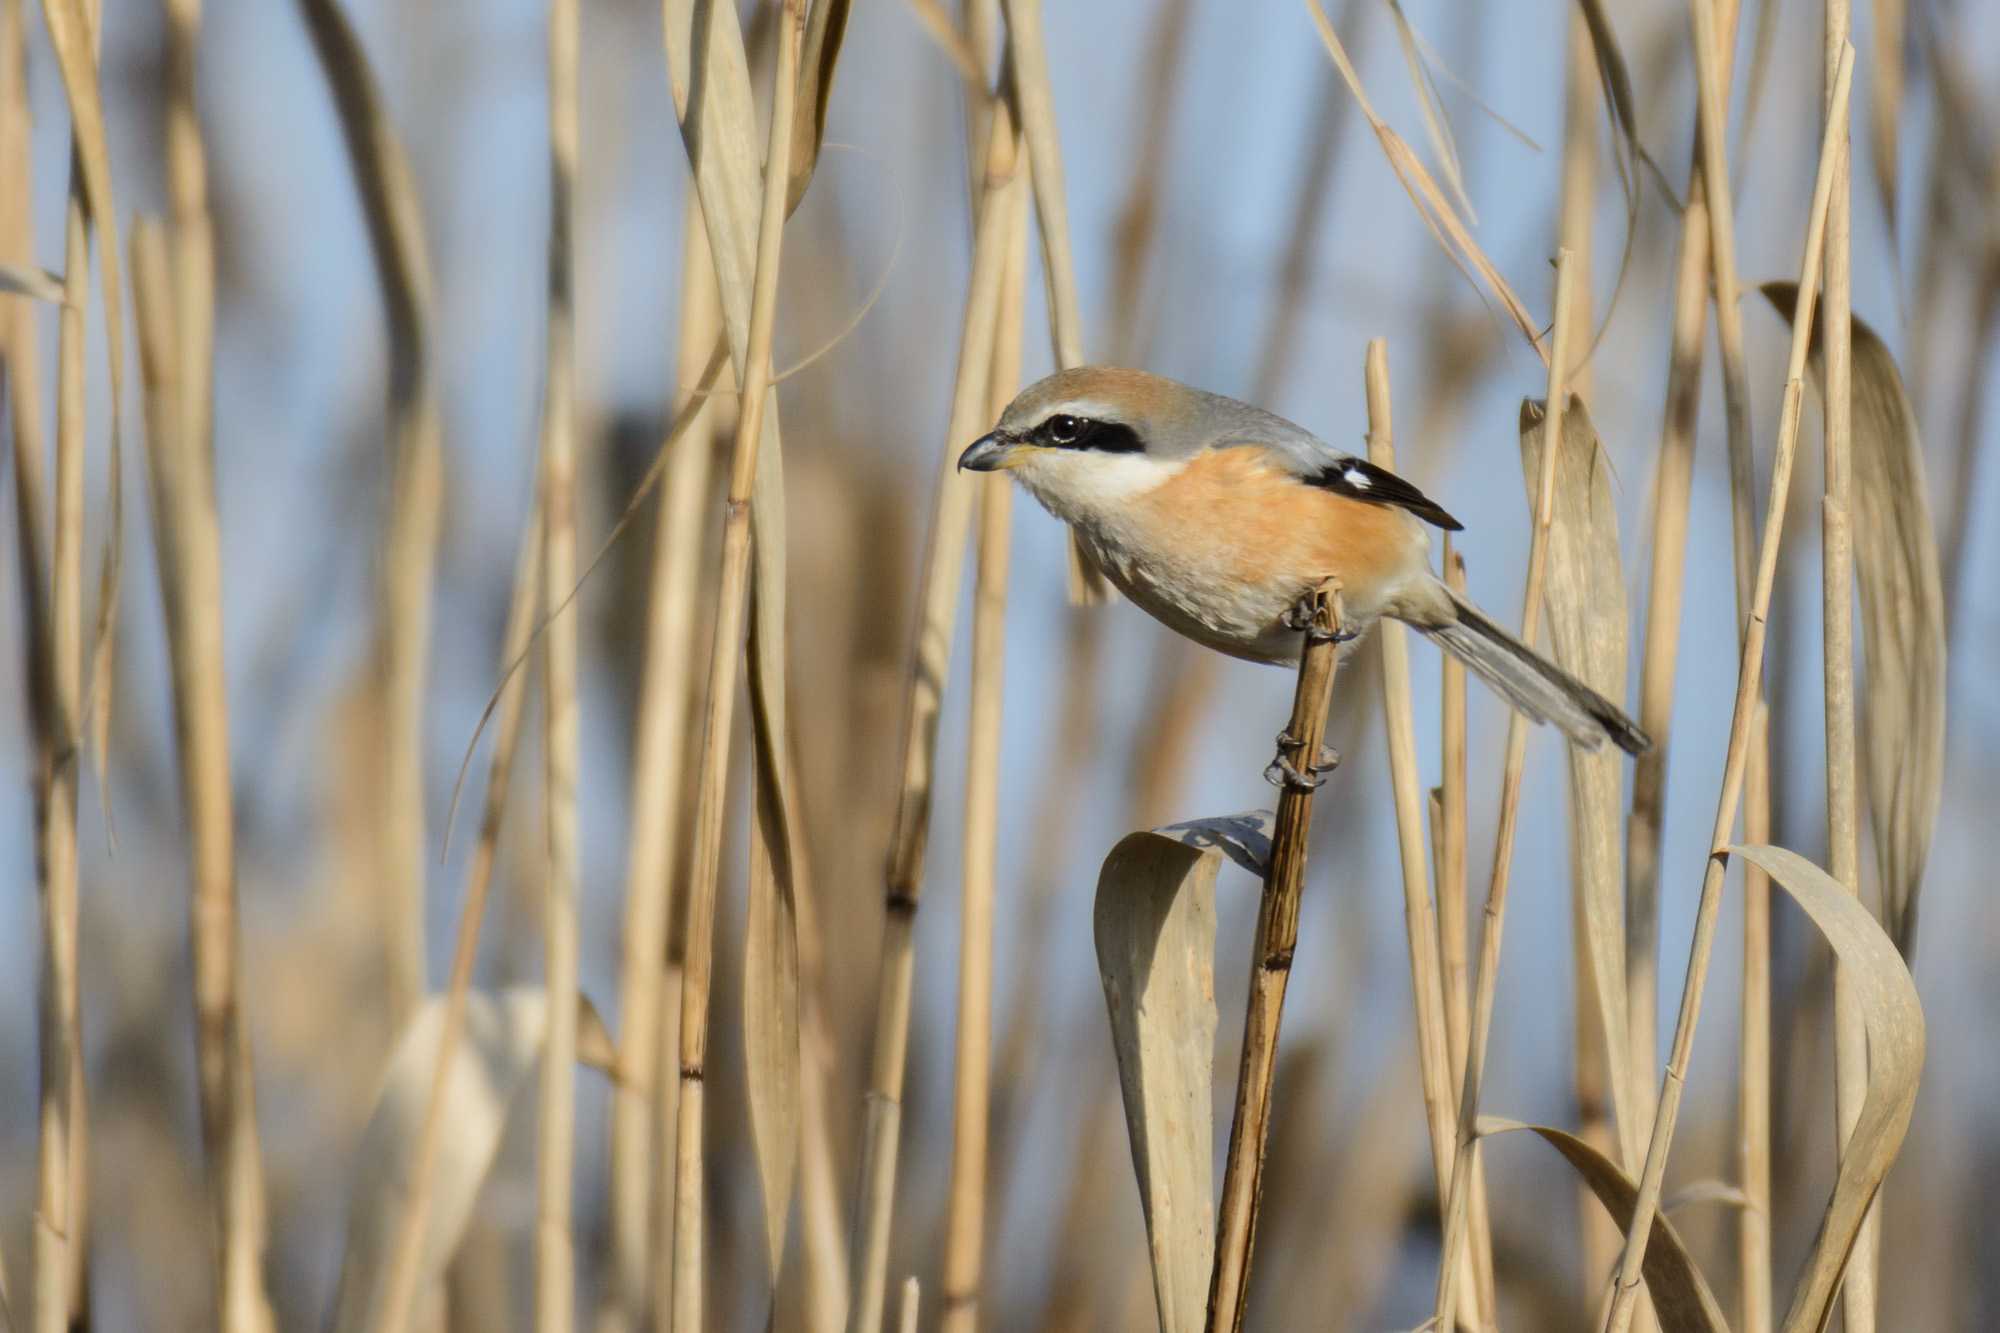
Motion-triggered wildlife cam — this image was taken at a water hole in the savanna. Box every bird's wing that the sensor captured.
[1218,411,1465,532]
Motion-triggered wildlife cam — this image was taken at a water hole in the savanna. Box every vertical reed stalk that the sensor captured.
[606,211,725,1333]
[375,507,543,1333]
[939,146,1028,1333]
[646,213,727,1333]
[1436,540,1468,1082]
[1204,579,1346,1333]
[1819,2,1872,1326]
[1434,246,1579,1333]
[672,5,803,1325]
[1362,340,1485,1328]
[294,0,446,1030]
[534,1,582,1327]
[1601,45,1853,1332]
[1739,699,1773,1332]
[156,3,273,1320]
[846,83,1021,1333]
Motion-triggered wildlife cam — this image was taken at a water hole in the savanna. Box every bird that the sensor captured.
[957,366,1650,756]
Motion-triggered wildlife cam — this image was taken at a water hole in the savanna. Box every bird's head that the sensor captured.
[957,366,1208,524]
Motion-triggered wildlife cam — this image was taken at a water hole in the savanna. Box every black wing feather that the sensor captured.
[1308,456,1464,530]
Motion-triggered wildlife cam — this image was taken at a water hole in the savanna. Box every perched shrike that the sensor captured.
[959,366,1649,756]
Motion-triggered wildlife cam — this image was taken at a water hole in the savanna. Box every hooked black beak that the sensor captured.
[957,431,1017,472]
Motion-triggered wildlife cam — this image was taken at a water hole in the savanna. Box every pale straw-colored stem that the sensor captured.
[535,0,582,1327]
[1600,43,1854,1333]
[940,147,1028,1333]
[1363,341,1485,1329]
[1819,1,1873,1326]
[846,85,1022,1333]
[1434,246,1579,1333]
[672,6,804,1327]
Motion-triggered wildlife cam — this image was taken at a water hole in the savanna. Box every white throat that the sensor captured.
[1012,450,1184,530]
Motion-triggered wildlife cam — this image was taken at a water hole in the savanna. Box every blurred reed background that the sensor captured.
[0,0,1994,1328]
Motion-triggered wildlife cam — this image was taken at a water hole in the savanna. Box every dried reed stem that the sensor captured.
[605,209,726,1333]
[1434,246,1579,1333]
[154,4,274,1319]
[534,1,583,1327]
[673,6,804,1326]
[1436,541,1468,1079]
[297,0,443,1037]
[847,82,1022,1333]
[1203,579,1346,1333]
[1601,43,1854,1333]
[374,505,543,1333]
[1819,2,1873,1326]
[1362,340,1485,1328]
[1629,0,1743,1209]
[35,22,94,1324]
[940,145,1028,1333]
[1739,699,1773,1333]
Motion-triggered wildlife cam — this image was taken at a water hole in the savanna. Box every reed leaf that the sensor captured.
[1727,845,1924,1333]
[1758,284,1945,957]
[1476,1119,1728,1332]
[1094,826,1227,1333]
[1518,395,1635,1161]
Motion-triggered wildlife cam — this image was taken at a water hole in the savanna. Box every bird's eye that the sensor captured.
[1046,414,1084,444]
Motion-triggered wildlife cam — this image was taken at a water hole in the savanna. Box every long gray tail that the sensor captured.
[1414,584,1650,756]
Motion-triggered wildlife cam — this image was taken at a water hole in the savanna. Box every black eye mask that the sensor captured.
[1034,414,1144,453]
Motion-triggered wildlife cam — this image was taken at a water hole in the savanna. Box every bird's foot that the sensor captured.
[1264,729,1341,792]
[1281,592,1358,643]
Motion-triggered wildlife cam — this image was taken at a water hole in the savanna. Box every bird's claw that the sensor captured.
[1281,593,1357,643]
[1264,729,1341,791]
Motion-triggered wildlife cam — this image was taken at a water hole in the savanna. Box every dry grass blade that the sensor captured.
[1435,248,1581,1333]
[1304,0,1544,359]
[1868,0,1904,240]
[38,0,125,826]
[1206,580,1346,1332]
[1001,0,1109,603]
[534,2,582,1327]
[846,85,1022,1333]
[669,0,809,1323]
[1093,829,1223,1333]
[743,743,801,1289]
[940,150,1027,1333]
[1518,396,1635,1159]
[296,0,443,1024]
[1726,846,1924,1333]
[787,0,854,212]
[1601,45,1854,1333]
[329,989,564,1333]
[1385,0,1476,224]
[1363,341,1484,1325]
[374,502,542,1333]
[606,217,725,1333]
[131,219,273,1333]
[1476,1120,1728,1331]
[1758,285,1944,956]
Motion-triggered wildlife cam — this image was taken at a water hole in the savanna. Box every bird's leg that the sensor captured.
[1282,583,1360,643]
[1264,728,1341,791]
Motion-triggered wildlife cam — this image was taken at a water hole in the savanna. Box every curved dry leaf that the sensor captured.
[787,0,853,214]
[1519,396,1635,1159]
[1759,285,1946,956]
[1475,1118,1728,1332]
[329,989,554,1333]
[1386,0,1475,224]
[1728,844,1924,1333]
[1093,830,1222,1333]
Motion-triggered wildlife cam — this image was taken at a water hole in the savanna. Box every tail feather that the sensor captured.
[1417,586,1651,756]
